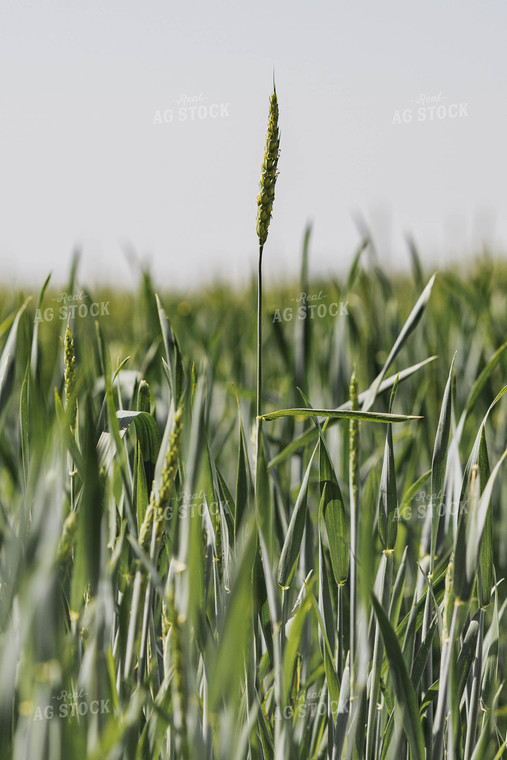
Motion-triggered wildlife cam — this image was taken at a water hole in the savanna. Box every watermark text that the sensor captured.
[272,291,349,323]
[153,92,230,124]
[35,291,110,322]
[392,92,469,125]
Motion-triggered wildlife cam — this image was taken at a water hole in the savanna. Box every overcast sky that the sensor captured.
[1,0,507,289]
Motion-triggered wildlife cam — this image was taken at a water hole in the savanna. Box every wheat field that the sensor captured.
[0,91,507,760]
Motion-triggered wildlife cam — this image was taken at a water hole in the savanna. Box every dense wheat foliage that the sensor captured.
[1,244,507,759]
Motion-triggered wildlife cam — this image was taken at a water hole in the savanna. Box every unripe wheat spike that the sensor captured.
[256,85,280,247]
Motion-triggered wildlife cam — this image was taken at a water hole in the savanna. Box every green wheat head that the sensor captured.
[139,406,183,553]
[256,85,280,247]
[64,324,77,434]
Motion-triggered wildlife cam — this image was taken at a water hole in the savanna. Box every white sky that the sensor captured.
[1,0,507,289]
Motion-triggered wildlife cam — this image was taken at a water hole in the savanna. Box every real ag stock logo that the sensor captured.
[272,290,349,323]
[392,92,469,125]
[34,291,111,323]
[21,689,112,721]
[153,92,230,125]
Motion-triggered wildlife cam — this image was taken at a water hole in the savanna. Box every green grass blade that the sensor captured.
[208,526,257,710]
[478,428,493,607]
[362,273,436,413]
[430,354,455,564]
[261,408,421,423]
[319,438,349,584]
[455,447,507,602]
[267,357,436,469]
[30,273,51,374]
[0,297,30,418]
[371,593,425,760]
[378,377,399,551]
[20,366,30,485]
[464,341,507,417]
[278,442,318,588]
[235,409,253,535]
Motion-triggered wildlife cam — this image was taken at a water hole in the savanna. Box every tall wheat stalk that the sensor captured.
[256,83,280,423]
